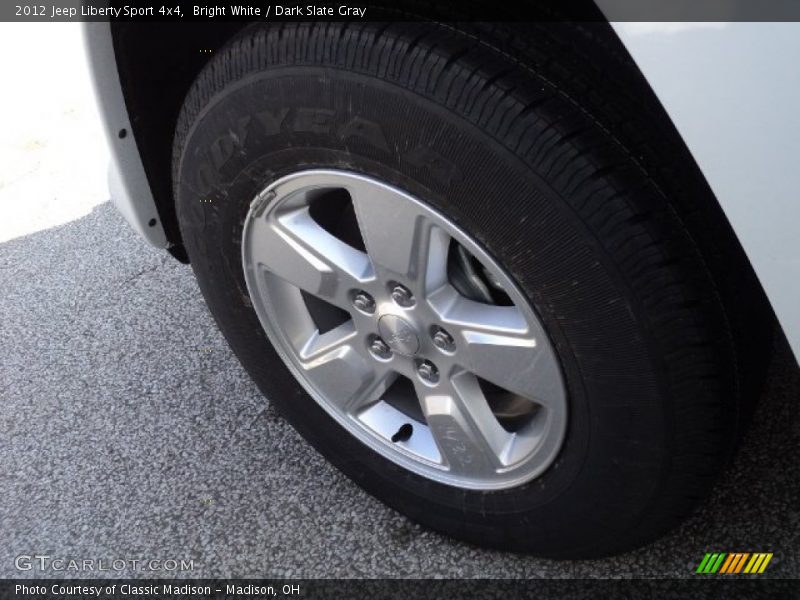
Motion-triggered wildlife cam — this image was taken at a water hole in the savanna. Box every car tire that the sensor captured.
[172,22,747,557]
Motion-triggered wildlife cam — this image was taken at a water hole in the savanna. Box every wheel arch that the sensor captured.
[106,19,783,369]
[109,22,247,261]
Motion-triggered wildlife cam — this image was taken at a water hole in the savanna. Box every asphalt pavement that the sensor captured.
[0,22,798,580]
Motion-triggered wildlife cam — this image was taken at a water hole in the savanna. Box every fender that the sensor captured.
[82,23,168,249]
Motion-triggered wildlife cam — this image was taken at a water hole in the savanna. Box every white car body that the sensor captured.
[84,21,800,361]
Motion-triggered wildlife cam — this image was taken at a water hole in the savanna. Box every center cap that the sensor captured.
[378,314,420,356]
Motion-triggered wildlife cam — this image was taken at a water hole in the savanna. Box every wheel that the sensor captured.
[240,169,568,490]
[173,22,743,557]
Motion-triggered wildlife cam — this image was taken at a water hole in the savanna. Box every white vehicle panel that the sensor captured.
[82,23,168,249]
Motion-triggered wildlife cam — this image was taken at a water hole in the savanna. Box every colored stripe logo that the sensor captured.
[696,552,773,574]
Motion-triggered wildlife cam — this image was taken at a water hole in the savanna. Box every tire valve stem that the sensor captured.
[391,423,413,443]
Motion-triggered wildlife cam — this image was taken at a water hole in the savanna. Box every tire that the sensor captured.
[173,22,747,557]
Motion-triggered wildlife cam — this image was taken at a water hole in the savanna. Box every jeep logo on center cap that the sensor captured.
[378,314,420,356]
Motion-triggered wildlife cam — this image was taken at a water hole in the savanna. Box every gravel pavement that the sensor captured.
[0,23,798,580]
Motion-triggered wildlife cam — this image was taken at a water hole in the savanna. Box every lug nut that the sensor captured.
[369,337,392,359]
[416,359,439,384]
[390,283,415,307]
[432,327,455,352]
[352,290,375,314]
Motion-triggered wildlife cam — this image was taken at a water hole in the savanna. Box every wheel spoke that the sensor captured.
[429,287,563,408]
[349,181,449,291]
[416,370,513,475]
[246,207,373,310]
[297,322,394,414]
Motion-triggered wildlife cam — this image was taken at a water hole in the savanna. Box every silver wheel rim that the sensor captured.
[242,170,567,490]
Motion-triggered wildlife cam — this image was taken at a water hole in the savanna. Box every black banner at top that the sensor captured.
[5,0,800,22]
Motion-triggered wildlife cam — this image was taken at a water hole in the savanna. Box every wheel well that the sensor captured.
[111,22,246,260]
[112,20,775,372]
